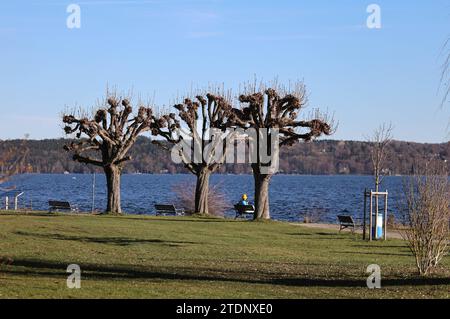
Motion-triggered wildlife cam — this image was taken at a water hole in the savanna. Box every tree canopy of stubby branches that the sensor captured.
[62,95,156,214]
[61,82,332,219]
[152,91,235,215]
[230,82,333,219]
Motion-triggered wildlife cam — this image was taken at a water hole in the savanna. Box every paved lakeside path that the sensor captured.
[290,223,404,240]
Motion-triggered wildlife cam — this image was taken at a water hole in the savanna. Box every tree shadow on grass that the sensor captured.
[107,216,231,224]
[353,244,407,249]
[287,233,352,240]
[0,212,61,218]
[14,231,197,247]
[336,251,411,257]
[316,232,343,236]
[285,232,313,236]
[3,258,450,288]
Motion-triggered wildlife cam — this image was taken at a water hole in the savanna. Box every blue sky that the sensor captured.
[0,0,449,142]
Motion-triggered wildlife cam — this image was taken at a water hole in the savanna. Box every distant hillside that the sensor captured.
[1,137,448,175]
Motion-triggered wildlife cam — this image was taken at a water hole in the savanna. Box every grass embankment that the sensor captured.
[0,212,449,298]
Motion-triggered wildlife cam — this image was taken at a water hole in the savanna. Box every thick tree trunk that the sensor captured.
[253,167,272,220]
[104,165,122,214]
[195,167,211,215]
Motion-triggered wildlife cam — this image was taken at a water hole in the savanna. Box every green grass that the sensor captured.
[0,211,449,299]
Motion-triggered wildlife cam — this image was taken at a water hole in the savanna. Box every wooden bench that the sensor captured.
[48,200,78,212]
[234,204,255,219]
[154,204,185,216]
[337,215,358,233]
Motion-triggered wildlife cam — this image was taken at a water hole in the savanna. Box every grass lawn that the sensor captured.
[0,211,449,299]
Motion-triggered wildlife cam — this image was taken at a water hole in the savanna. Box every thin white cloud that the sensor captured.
[181,9,219,22]
[186,31,222,39]
[252,24,375,42]
[326,24,368,32]
[145,8,219,23]
[75,0,159,5]
[253,34,325,41]
[37,0,160,6]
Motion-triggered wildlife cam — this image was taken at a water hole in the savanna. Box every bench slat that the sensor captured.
[154,204,184,216]
[234,204,255,219]
[337,215,357,233]
[49,201,71,208]
[48,200,76,212]
[155,204,176,211]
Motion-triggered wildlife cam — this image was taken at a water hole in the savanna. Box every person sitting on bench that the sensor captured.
[238,194,249,206]
[234,194,254,219]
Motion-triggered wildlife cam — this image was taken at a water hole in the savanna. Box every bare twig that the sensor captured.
[400,160,450,276]
[367,123,394,192]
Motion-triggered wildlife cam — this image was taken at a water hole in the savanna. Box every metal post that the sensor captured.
[374,191,378,240]
[363,189,367,240]
[92,172,96,213]
[5,196,9,210]
[384,191,388,241]
[14,192,24,211]
[369,191,373,241]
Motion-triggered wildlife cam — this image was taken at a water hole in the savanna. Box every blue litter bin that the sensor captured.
[372,213,384,240]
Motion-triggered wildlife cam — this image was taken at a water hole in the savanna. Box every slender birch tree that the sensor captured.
[368,123,393,193]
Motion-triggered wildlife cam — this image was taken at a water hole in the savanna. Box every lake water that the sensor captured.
[1,174,405,223]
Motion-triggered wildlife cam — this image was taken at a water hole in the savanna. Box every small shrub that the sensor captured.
[172,181,229,217]
[300,207,328,224]
[400,161,450,276]
[387,214,396,228]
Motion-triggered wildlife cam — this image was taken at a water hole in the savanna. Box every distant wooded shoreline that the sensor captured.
[1,137,448,176]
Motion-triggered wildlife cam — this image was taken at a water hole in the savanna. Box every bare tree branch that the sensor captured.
[367,123,394,191]
[440,36,450,106]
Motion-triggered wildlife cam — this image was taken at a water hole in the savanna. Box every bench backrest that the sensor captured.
[49,200,71,208]
[337,215,354,224]
[155,204,177,212]
[234,204,255,213]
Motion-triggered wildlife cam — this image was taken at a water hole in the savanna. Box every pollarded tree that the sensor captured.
[152,93,234,215]
[63,95,156,214]
[231,83,332,220]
